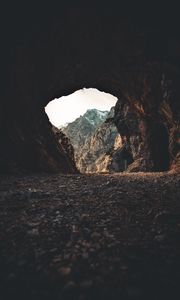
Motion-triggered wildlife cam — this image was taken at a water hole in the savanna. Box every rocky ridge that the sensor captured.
[114,64,180,173]
[61,109,108,153]
[61,108,133,173]
[77,108,133,173]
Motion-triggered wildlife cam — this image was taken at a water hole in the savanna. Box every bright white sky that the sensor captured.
[45,88,117,127]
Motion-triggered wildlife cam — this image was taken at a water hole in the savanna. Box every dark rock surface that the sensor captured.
[114,64,180,172]
[0,2,179,173]
[52,126,77,172]
[0,172,180,299]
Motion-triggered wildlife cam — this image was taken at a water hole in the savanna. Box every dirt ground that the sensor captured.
[0,172,180,300]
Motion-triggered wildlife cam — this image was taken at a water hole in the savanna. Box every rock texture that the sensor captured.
[0,172,180,299]
[52,126,77,172]
[77,120,120,173]
[76,108,133,173]
[0,3,179,173]
[62,109,108,154]
[61,108,133,173]
[114,64,180,172]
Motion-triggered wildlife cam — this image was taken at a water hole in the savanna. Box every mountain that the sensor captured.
[61,109,108,153]
[77,108,133,173]
[60,107,133,173]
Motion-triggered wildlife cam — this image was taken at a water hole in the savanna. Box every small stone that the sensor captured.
[58,267,71,276]
[94,243,101,250]
[120,265,128,271]
[52,255,62,263]
[72,225,78,233]
[82,252,89,259]
[80,214,89,221]
[49,248,57,253]
[27,221,40,227]
[27,228,39,236]
[104,231,114,238]
[91,232,101,240]
[154,234,166,242]
[64,253,70,260]
[71,254,77,262]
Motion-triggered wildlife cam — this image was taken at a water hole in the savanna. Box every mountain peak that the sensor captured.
[84,108,108,115]
[83,109,108,125]
[61,108,110,150]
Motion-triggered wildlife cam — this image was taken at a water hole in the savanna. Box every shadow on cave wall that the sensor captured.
[0,3,179,174]
[151,123,170,171]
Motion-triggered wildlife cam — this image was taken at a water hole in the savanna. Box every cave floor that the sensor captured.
[0,172,180,300]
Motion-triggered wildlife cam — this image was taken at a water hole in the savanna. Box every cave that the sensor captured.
[0,4,179,174]
[44,88,124,173]
[0,2,180,300]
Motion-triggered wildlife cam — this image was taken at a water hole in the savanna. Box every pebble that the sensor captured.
[91,232,101,240]
[80,213,89,221]
[58,267,71,276]
[154,234,166,242]
[27,228,39,236]
[0,172,179,299]
[82,252,89,259]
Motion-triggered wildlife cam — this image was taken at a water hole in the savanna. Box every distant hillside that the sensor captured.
[61,109,108,152]
[61,108,133,173]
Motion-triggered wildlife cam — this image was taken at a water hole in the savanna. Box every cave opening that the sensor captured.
[1,4,180,299]
[44,88,132,173]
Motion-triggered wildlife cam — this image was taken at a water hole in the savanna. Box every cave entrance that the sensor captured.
[45,88,131,173]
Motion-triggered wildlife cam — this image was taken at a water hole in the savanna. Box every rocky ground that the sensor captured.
[0,172,180,300]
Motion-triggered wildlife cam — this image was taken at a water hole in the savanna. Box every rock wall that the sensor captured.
[114,63,180,172]
[52,126,77,172]
[0,3,179,173]
[77,119,120,173]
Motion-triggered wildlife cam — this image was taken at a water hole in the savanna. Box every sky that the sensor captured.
[45,88,117,127]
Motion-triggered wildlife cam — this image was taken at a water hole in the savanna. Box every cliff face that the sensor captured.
[77,123,133,173]
[62,108,133,173]
[77,118,120,173]
[114,64,180,172]
[61,109,116,173]
[61,109,108,154]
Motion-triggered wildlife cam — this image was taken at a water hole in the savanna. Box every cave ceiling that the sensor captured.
[0,1,179,173]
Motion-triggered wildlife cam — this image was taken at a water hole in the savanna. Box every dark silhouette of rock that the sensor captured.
[0,3,179,173]
[52,126,77,172]
[114,64,180,172]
